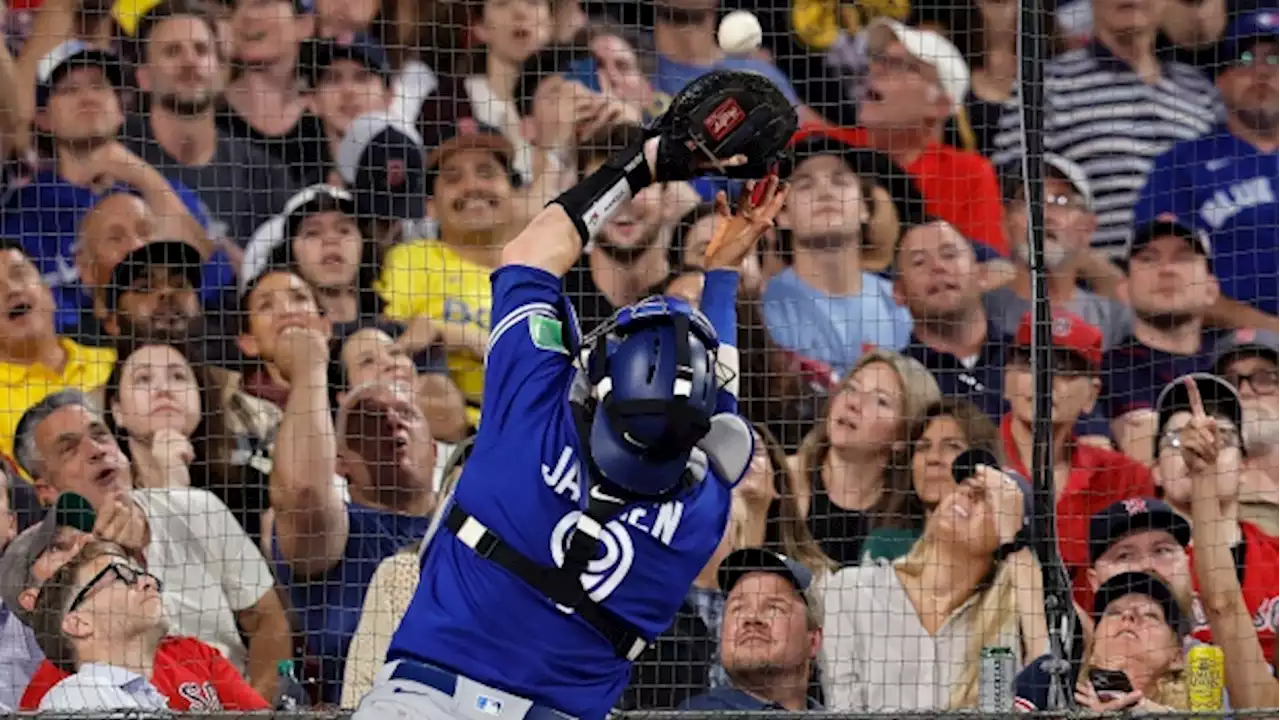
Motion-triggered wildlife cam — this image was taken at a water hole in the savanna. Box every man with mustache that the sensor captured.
[1103,218,1221,465]
[1135,8,1278,324]
[987,154,1133,350]
[1211,329,1279,536]
[124,0,298,259]
[378,120,516,428]
[100,241,204,343]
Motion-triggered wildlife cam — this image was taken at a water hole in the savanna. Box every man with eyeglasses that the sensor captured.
[25,539,268,711]
[1135,8,1278,325]
[1212,328,1279,536]
[988,154,1133,351]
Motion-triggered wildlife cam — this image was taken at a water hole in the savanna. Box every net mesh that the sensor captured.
[0,0,1275,714]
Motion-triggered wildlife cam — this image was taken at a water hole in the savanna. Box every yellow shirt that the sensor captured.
[0,338,117,465]
[378,239,493,426]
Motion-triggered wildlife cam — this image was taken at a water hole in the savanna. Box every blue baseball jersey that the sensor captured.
[386,265,741,720]
[1134,124,1279,314]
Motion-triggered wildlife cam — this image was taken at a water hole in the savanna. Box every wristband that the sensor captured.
[549,140,654,245]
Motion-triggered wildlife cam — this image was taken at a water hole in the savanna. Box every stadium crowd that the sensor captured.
[0,0,1275,712]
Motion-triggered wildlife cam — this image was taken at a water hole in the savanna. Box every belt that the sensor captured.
[389,660,576,720]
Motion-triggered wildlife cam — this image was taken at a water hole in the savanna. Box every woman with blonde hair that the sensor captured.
[823,464,1040,711]
[788,348,942,565]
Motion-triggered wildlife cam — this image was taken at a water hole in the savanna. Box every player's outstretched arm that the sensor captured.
[268,320,350,578]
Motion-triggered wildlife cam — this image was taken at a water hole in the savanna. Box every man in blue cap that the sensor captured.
[306,34,393,166]
[1134,7,1279,322]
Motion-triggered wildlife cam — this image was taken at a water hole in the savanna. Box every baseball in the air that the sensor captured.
[718,10,763,55]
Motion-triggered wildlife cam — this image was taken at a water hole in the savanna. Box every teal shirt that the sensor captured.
[859,527,922,565]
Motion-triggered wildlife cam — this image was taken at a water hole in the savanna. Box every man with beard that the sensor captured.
[1135,8,1278,321]
[125,0,299,257]
[2,41,209,333]
[268,317,436,704]
[681,550,824,711]
[1103,218,1221,464]
[1211,329,1279,535]
[378,120,514,427]
[762,137,912,376]
[986,154,1133,350]
[563,123,700,334]
[101,241,203,342]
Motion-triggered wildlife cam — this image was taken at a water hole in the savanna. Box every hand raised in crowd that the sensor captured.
[395,314,442,354]
[93,491,149,553]
[273,315,333,382]
[972,464,1024,546]
[131,428,195,489]
[702,175,790,272]
[81,141,147,192]
[1175,376,1223,481]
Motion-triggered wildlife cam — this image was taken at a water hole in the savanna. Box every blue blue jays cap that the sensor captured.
[304,34,391,87]
[1224,8,1279,57]
[337,112,427,221]
[36,40,125,108]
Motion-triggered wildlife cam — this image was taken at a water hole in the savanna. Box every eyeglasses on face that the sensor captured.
[65,561,162,614]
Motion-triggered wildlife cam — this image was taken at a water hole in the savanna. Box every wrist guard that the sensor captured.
[550,140,653,245]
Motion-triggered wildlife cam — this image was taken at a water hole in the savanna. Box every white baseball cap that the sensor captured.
[866,18,970,115]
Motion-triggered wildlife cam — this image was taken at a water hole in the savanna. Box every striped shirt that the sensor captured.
[991,41,1222,256]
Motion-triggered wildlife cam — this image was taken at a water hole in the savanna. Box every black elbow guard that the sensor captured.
[550,140,654,245]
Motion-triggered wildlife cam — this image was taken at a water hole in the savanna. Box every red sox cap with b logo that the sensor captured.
[1013,310,1103,370]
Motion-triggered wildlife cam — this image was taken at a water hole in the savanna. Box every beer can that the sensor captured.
[979,646,1016,712]
[1187,644,1225,713]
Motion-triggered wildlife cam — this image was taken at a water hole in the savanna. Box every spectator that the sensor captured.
[219,0,328,185]
[1152,373,1279,666]
[1156,0,1230,74]
[680,549,824,710]
[269,316,437,702]
[1134,8,1278,320]
[126,0,299,257]
[1002,312,1155,599]
[236,268,328,408]
[27,539,269,711]
[1104,218,1220,464]
[963,0,1018,157]
[1082,497,1195,640]
[1211,329,1279,535]
[802,20,1008,255]
[763,138,913,374]
[741,423,834,574]
[339,437,473,707]
[0,491,84,712]
[580,21,659,117]
[824,467,1037,711]
[989,155,1133,350]
[1016,572,1189,712]
[860,398,1002,564]
[100,241,203,343]
[329,320,468,444]
[789,349,941,565]
[305,35,393,172]
[311,0,375,43]
[565,123,700,333]
[378,120,517,426]
[0,241,115,464]
[335,112,428,249]
[13,390,291,698]
[102,341,280,545]
[3,41,209,332]
[991,0,1221,257]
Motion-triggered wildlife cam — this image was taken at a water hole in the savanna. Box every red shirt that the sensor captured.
[1187,521,1279,667]
[21,636,269,711]
[1000,415,1156,607]
[794,124,1009,255]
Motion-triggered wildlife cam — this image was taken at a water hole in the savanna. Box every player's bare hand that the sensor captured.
[274,315,332,381]
[1176,376,1221,478]
[93,492,149,553]
[703,175,789,271]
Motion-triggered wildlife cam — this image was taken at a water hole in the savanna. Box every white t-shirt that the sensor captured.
[132,488,275,672]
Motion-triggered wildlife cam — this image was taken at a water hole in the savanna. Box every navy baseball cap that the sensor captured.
[0,492,97,624]
[1223,7,1279,57]
[423,118,520,194]
[1092,571,1184,634]
[1154,372,1245,457]
[1127,217,1213,269]
[36,40,126,108]
[718,548,814,600]
[304,34,391,87]
[783,133,927,228]
[1089,497,1191,564]
[106,240,203,313]
[1211,328,1279,375]
[281,183,358,241]
[337,112,427,222]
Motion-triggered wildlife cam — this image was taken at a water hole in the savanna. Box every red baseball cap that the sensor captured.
[1013,311,1103,370]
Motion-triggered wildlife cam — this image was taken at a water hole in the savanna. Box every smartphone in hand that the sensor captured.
[1089,668,1134,702]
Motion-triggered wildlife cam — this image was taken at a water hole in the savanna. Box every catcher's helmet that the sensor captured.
[583,295,720,497]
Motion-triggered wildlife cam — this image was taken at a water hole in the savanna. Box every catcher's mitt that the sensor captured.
[649,69,798,182]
